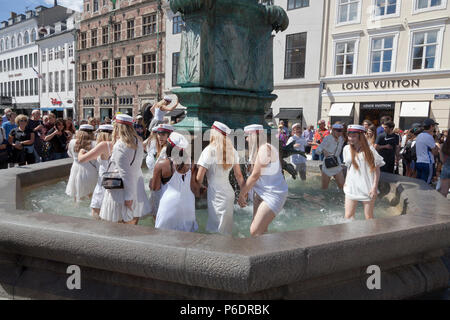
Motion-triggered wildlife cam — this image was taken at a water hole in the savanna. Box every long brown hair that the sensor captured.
[350,132,376,172]
[210,129,235,170]
[366,124,377,145]
[74,130,94,153]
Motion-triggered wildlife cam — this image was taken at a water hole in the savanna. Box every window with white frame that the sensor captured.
[370,36,394,73]
[411,29,440,70]
[68,44,73,57]
[335,40,356,75]
[337,0,360,24]
[414,0,446,12]
[42,50,46,62]
[49,48,53,61]
[374,0,399,17]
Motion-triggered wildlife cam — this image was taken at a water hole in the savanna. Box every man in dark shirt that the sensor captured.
[45,118,68,160]
[26,109,44,163]
[375,120,400,174]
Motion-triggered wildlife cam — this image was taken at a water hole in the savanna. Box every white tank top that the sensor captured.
[155,107,165,121]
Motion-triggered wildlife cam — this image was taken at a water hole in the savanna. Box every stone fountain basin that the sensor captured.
[0,158,449,299]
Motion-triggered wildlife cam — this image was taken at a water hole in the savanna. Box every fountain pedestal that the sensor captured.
[169,0,289,131]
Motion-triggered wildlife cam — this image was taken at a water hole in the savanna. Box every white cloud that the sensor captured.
[44,0,83,12]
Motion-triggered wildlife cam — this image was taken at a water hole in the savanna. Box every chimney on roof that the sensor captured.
[54,0,58,6]
[10,12,17,19]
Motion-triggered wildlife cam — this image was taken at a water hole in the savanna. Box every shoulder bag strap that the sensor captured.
[129,137,138,166]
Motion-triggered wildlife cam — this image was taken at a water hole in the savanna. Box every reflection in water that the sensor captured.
[23,171,399,238]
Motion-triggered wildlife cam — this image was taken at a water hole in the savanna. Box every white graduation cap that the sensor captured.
[244,124,264,133]
[98,124,113,132]
[212,121,231,136]
[347,124,366,133]
[79,124,94,131]
[114,114,133,126]
[167,132,189,149]
[152,124,174,133]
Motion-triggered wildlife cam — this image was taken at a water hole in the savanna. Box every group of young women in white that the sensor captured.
[65,113,385,236]
[64,115,289,236]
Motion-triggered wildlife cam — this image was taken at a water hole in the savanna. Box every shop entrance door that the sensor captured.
[359,102,395,127]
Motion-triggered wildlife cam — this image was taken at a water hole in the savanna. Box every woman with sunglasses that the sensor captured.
[8,114,35,166]
[315,123,345,190]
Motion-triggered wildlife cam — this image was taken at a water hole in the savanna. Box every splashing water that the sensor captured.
[23,170,399,238]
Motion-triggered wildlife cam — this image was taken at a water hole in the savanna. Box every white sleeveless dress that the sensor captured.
[149,107,166,130]
[253,144,289,215]
[99,139,151,222]
[197,145,239,235]
[66,139,98,202]
[90,143,111,209]
[155,165,198,232]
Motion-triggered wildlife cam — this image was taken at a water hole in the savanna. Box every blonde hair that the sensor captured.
[112,122,141,149]
[210,129,235,170]
[96,131,112,144]
[15,114,28,125]
[350,132,376,172]
[74,130,94,153]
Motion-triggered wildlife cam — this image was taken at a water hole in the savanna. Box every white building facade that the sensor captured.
[271,0,326,128]
[0,5,80,117]
[162,0,186,122]
[0,10,40,115]
[320,0,450,130]
[38,13,80,119]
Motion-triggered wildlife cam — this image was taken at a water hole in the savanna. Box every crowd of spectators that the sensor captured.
[0,108,150,169]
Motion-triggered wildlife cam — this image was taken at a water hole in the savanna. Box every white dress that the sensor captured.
[343,145,385,201]
[253,144,288,215]
[99,139,151,222]
[197,145,239,235]
[316,135,345,177]
[155,165,198,232]
[66,139,98,202]
[90,143,111,209]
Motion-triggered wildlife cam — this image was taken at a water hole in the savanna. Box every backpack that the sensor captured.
[401,140,416,163]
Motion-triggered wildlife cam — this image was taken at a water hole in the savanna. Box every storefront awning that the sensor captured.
[274,108,302,119]
[40,107,65,111]
[400,102,430,117]
[328,103,354,117]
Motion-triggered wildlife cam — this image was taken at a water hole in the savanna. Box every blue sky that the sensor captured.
[0,0,83,23]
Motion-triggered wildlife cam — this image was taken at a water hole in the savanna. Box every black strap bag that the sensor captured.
[101,139,137,190]
[324,140,340,169]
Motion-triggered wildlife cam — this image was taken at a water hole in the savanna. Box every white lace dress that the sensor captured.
[65,140,98,202]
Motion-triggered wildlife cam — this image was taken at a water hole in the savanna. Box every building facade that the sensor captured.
[0,9,41,115]
[271,0,326,128]
[320,0,450,130]
[38,12,80,119]
[0,5,79,116]
[77,0,165,122]
[161,0,186,122]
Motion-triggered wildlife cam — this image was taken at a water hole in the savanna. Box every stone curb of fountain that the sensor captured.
[0,159,449,298]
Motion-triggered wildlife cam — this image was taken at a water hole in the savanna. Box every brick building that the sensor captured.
[77,0,165,122]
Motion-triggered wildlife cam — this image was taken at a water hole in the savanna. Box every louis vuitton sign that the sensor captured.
[342,79,420,91]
